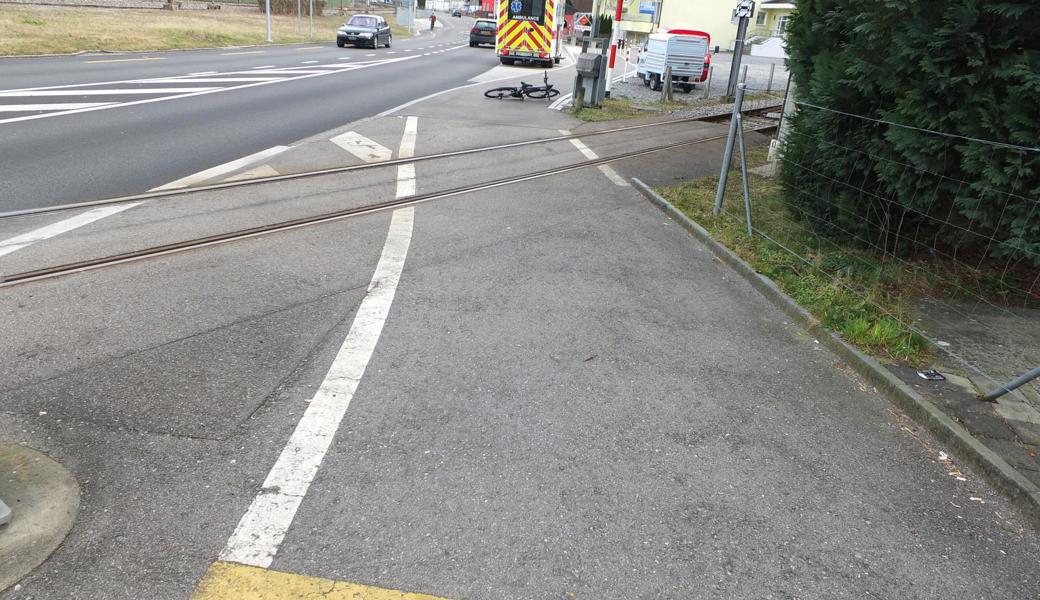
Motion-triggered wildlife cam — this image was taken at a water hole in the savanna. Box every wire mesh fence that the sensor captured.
[716,90,1040,403]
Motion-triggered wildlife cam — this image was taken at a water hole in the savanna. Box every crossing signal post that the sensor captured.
[725,0,754,99]
[604,0,623,98]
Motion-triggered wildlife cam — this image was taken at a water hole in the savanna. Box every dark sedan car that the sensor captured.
[469,19,496,47]
[337,14,392,49]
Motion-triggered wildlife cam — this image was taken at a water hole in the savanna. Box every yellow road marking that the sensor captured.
[221,50,266,55]
[83,57,165,64]
[192,562,450,600]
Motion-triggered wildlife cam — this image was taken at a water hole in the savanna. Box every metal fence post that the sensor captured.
[983,367,1040,402]
[703,65,713,99]
[766,63,775,93]
[713,82,746,214]
[663,65,673,102]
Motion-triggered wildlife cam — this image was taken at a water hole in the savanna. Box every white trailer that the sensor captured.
[636,31,710,93]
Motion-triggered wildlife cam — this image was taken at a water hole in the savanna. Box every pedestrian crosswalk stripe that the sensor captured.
[191,562,449,600]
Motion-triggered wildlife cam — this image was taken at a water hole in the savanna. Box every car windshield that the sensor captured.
[348,16,378,27]
[477,21,496,29]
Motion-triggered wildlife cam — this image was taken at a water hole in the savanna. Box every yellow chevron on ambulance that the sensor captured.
[496,0,565,68]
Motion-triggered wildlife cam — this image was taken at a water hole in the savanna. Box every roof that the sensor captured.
[759,1,796,8]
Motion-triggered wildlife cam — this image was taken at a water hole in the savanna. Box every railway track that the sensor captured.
[0,116,779,288]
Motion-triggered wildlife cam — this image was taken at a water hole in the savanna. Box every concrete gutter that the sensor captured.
[631,177,1040,528]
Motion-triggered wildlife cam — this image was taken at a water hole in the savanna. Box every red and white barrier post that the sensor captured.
[604,0,624,97]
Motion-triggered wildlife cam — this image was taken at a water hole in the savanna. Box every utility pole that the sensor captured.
[725,0,754,99]
[297,0,302,33]
[309,0,314,38]
[265,0,273,42]
[604,0,623,97]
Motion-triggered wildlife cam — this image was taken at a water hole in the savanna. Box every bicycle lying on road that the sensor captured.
[484,72,560,100]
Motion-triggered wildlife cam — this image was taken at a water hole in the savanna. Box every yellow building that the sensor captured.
[617,0,796,53]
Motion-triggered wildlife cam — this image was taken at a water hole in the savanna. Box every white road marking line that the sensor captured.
[222,164,279,182]
[568,137,599,160]
[220,204,415,568]
[188,71,219,75]
[221,50,265,55]
[0,103,115,112]
[0,88,218,97]
[598,165,630,186]
[388,51,396,54]
[330,131,393,163]
[0,55,420,126]
[396,163,416,198]
[0,203,141,258]
[399,116,418,160]
[128,77,286,83]
[337,56,352,60]
[423,53,431,56]
[295,46,323,50]
[364,53,376,57]
[252,65,276,69]
[151,145,290,191]
[83,57,163,64]
[234,70,327,75]
[558,131,629,186]
[301,60,319,64]
[395,116,418,198]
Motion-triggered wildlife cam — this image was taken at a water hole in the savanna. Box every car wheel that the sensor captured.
[650,73,661,91]
[386,34,392,48]
[501,58,515,65]
[470,42,476,47]
[336,40,345,48]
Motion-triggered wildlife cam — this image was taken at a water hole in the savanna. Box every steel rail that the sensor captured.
[0,104,781,220]
[0,127,780,288]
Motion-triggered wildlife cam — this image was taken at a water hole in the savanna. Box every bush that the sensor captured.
[782,0,1040,267]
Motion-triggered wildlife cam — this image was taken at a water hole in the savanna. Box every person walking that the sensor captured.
[429,12,437,31]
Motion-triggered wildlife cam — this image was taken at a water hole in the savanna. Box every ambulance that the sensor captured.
[495,0,565,68]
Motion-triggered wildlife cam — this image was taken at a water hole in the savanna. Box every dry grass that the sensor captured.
[0,5,408,55]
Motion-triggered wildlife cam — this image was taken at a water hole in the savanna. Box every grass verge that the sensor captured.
[657,145,934,364]
[572,97,685,122]
[0,6,409,55]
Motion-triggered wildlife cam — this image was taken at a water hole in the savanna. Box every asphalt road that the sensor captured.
[0,16,502,212]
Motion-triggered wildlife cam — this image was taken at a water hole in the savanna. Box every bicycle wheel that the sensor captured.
[527,88,560,99]
[484,87,517,99]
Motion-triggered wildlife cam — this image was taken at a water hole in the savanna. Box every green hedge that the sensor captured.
[781,0,1040,267]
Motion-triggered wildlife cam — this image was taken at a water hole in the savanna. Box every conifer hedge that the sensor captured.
[781,0,1039,267]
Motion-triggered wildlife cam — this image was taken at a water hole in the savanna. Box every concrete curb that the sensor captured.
[0,444,80,592]
[631,177,1040,528]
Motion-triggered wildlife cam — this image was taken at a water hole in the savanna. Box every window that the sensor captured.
[508,0,545,25]
[775,15,790,35]
[348,16,378,27]
[756,12,766,25]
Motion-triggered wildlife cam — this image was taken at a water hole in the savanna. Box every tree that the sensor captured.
[781,0,1040,267]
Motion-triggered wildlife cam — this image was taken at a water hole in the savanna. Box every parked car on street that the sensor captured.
[451,9,462,17]
[469,19,497,48]
[337,14,392,49]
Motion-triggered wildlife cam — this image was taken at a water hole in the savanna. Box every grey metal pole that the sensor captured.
[590,0,602,38]
[703,65,713,99]
[983,367,1040,401]
[725,15,748,99]
[714,82,746,214]
[297,0,301,32]
[265,0,273,42]
[735,109,752,234]
[766,63,775,93]
[309,0,314,38]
